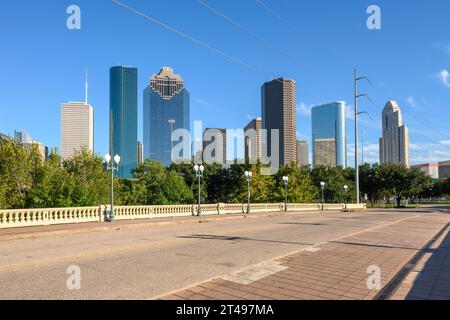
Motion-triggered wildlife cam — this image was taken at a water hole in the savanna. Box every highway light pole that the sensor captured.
[104,153,120,222]
[194,164,204,216]
[354,69,372,204]
[282,176,289,212]
[244,170,252,214]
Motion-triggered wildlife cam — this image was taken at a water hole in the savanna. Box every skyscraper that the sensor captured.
[203,128,227,164]
[379,100,410,167]
[110,66,138,179]
[61,102,93,159]
[14,130,32,144]
[143,67,190,167]
[311,102,347,168]
[296,140,309,166]
[244,117,262,163]
[14,130,47,159]
[261,78,297,167]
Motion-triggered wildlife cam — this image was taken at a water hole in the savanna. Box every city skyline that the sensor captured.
[1,1,450,166]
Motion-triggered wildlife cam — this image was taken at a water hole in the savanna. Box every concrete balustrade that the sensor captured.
[0,203,367,229]
[0,206,101,228]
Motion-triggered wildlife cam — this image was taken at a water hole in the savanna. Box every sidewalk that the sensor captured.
[157,213,450,300]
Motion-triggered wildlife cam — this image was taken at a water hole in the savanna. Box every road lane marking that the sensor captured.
[221,261,288,285]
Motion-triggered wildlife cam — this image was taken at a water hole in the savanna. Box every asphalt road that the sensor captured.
[0,207,445,299]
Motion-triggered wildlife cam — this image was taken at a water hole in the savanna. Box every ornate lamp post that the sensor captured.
[104,153,120,222]
[344,185,349,211]
[320,181,326,211]
[194,164,204,216]
[244,170,253,214]
[282,176,289,212]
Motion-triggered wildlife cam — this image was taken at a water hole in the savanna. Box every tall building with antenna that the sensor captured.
[110,66,138,179]
[379,100,410,167]
[60,71,94,159]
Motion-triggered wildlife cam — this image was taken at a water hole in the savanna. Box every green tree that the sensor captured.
[274,164,317,203]
[133,160,193,205]
[311,166,352,203]
[0,138,33,208]
[63,148,110,207]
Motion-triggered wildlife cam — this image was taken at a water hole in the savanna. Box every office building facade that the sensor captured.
[296,140,309,166]
[261,78,297,167]
[110,66,138,179]
[439,161,450,179]
[412,163,439,180]
[61,102,94,159]
[143,67,190,167]
[379,100,410,167]
[203,128,227,164]
[311,102,347,168]
[244,117,262,163]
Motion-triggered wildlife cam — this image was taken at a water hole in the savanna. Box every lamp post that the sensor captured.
[104,153,120,222]
[343,185,349,211]
[168,119,175,162]
[320,181,325,211]
[282,176,289,212]
[194,164,204,216]
[244,170,252,214]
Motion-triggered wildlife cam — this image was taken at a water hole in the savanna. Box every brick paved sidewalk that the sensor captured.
[158,213,450,300]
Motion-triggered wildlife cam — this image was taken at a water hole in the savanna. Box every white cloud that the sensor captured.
[437,69,450,88]
[406,96,421,110]
[297,102,312,116]
[440,140,450,146]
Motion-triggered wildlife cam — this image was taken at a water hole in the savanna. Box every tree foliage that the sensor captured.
[0,138,444,209]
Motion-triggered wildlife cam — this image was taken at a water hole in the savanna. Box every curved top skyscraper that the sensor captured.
[379,100,410,167]
[143,67,190,167]
[311,102,347,168]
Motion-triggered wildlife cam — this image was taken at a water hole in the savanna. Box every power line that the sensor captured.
[255,0,335,59]
[111,0,259,73]
[197,0,310,70]
[111,0,326,103]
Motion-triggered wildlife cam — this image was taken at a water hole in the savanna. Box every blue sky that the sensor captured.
[0,0,449,166]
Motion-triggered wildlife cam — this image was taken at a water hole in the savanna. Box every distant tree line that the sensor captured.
[0,138,448,210]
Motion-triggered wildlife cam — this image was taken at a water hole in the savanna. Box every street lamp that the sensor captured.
[282,176,289,212]
[104,153,120,222]
[320,181,325,211]
[194,164,204,216]
[244,170,253,214]
[343,185,349,211]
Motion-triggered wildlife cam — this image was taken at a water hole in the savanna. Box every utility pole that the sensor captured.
[354,70,372,204]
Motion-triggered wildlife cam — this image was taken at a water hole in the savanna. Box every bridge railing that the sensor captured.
[0,203,366,229]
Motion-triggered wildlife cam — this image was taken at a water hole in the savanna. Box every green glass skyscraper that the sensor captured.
[110,66,138,179]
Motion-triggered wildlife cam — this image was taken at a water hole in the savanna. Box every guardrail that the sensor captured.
[0,203,366,229]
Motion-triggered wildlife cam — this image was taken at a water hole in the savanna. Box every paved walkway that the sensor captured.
[158,212,450,300]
